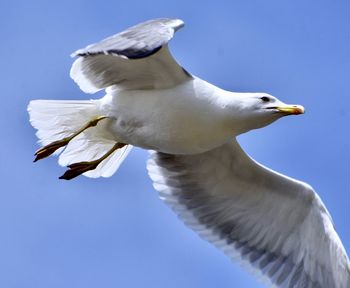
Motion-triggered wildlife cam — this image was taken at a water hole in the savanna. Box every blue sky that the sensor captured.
[2,0,350,287]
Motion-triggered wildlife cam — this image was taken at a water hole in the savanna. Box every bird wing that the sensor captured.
[147,140,350,288]
[70,18,191,93]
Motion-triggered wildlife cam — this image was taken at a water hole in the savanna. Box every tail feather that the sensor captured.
[28,99,131,178]
[84,144,132,178]
[58,132,132,178]
[28,100,100,146]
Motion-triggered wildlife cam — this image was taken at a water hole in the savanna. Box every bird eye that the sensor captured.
[260,96,270,102]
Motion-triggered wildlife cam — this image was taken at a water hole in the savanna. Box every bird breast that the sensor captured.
[99,78,235,154]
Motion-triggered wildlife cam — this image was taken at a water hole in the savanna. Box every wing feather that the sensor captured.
[70,18,191,93]
[147,140,350,288]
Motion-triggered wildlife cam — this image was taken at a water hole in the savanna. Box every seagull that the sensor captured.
[28,18,350,287]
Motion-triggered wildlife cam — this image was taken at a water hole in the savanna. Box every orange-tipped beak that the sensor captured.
[276,105,305,115]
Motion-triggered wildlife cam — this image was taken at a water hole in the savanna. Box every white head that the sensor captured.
[226,92,305,135]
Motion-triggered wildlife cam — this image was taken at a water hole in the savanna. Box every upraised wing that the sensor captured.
[70,18,192,93]
[147,140,350,288]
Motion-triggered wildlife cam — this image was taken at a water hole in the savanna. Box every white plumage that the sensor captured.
[28,99,132,177]
[28,18,350,287]
[148,141,350,287]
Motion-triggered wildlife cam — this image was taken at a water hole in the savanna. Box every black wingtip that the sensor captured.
[76,46,163,60]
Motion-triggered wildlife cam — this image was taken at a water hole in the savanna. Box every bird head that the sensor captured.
[230,93,305,134]
[254,93,304,116]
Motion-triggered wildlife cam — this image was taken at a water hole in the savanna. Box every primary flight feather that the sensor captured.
[28,18,350,287]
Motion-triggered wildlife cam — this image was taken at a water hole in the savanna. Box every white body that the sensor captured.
[100,78,238,154]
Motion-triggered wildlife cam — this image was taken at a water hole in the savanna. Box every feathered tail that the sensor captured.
[28,99,132,178]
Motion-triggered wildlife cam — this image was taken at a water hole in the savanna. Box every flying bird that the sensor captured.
[28,18,350,287]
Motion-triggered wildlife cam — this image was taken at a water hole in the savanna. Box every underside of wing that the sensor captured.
[70,18,192,93]
[147,140,350,288]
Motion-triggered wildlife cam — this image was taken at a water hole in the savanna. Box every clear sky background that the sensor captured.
[2,1,350,287]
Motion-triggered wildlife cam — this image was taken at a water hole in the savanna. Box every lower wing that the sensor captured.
[147,140,350,288]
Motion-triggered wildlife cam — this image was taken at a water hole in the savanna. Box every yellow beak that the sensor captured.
[276,105,305,115]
